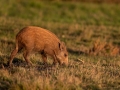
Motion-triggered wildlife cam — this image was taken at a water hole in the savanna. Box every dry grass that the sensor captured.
[0,55,120,90]
[89,39,120,56]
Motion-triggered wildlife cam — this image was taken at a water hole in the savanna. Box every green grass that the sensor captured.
[0,0,120,90]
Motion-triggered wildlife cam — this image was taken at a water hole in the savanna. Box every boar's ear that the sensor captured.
[59,42,64,51]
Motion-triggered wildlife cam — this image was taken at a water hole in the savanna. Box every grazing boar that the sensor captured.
[9,26,68,67]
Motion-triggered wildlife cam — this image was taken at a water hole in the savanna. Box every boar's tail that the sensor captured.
[13,38,19,53]
[15,37,22,52]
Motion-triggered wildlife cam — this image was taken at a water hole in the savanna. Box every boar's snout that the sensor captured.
[62,56,68,66]
[57,54,68,66]
[56,42,68,66]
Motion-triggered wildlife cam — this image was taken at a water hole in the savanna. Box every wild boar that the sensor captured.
[9,26,68,67]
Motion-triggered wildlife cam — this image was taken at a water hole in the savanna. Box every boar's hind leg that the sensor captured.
[9,46,22,67]
[9,48,18,67]
[23,49,32,66]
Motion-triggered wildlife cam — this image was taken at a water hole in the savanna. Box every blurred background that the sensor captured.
[0,0,120,56]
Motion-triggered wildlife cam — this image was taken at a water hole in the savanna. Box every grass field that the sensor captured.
[0,0,120,90]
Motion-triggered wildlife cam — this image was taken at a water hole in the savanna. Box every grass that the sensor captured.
[0,0,120,90]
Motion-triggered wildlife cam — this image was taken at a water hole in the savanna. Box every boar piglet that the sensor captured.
[9,26,68,67]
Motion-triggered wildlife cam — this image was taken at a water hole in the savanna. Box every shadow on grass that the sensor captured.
[0,55,25,68]
[0,55,56,71]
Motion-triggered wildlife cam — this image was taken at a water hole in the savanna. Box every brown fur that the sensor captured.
[9,26,68,66]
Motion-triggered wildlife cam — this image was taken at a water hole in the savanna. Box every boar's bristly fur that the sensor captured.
[9,26,68,67]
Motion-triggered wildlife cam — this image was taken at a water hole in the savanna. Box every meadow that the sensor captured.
[0,0,120,90]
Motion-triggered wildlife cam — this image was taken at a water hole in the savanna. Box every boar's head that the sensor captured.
[55,42,68,66]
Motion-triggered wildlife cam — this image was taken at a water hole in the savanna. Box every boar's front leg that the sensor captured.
[52,55,60,66]
[52,50,61,65]
[41,52,47,65]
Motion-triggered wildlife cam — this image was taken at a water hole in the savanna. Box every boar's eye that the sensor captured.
[64,54,67,57]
